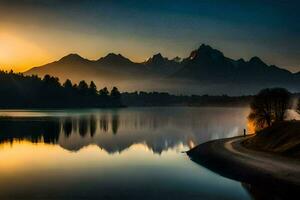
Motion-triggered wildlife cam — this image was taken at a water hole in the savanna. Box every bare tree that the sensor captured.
[248,88,290,130]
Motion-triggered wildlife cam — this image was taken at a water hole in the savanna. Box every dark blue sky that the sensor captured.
[1,0,299,72]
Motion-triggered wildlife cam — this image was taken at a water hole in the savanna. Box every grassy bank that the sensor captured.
[243,121,300,158]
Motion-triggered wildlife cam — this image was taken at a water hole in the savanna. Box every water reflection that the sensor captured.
[111,114,119,135]
[63,118,72,137]
[79,117,88,137]
[100,115,108,132]
[90,115,97,137]
[0,107,252,200]
[0,118,60,144]
[0,107,250,154]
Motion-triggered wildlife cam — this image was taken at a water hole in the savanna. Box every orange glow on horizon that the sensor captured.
[0,32,52,72]
[0,32,150,73]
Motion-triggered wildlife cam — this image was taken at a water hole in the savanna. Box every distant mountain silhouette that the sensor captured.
[172,44,293,84]
[97,53,150,75]
[24,44,300,94]
[25,53,155,90]
[59,53,90,63]
[143,53,182,76]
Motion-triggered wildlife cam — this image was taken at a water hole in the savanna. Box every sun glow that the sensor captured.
[0,32,50,72]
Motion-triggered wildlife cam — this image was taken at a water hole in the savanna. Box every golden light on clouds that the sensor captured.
[0,31,50,72]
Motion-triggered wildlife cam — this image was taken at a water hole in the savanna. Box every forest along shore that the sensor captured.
[187,122,300,195]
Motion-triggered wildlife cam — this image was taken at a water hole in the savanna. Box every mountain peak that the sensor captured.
[106,53,124,59]
[153,53,164,60]
[198,43,213,50]
[249,56,265,65]
[146,53,166,65]
[98,53,132,64]
[59,53,85,62]
[189,44,224,60]
[144,53,182,75]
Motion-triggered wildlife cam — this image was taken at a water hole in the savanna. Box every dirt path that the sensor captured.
[187,136,300,193]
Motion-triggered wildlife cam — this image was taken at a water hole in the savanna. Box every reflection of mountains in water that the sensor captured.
[0,115,191,154]
[0,108,248,154]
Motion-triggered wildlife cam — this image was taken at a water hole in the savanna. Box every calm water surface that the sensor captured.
[0,107,253,200]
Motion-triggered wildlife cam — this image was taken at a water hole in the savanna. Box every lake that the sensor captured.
[0,107,254,200]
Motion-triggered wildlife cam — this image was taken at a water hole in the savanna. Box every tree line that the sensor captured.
[0,71,122,108]
[0,70,254,108]
[1,70,297,114]
[121,91,252,107]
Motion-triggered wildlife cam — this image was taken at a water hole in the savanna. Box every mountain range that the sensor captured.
[24,44,300,95]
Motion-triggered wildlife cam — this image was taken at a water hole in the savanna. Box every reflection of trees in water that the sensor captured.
[60,115,113,137]
[79,117,88,137]
[60,115,119,137]
[0,114,177,153]
[0,112,230,154]
[90,115,97,137]
[63,118,72,137]
[0,118,60,144]
[72,118,78,132]
[43,120,61,143]
[100,115,108,132]
[111,115,119,135]
[0,108,248,155]
[0,116,104,145]
[120,113,171,131]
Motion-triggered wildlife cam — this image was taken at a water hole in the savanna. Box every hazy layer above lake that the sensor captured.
[0,107,252,200]
[0,107,251,154]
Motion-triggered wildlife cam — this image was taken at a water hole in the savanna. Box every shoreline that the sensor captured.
[187,136,300,195]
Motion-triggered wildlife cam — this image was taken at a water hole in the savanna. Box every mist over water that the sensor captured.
[0,107,253,199]
[0,107,251,154]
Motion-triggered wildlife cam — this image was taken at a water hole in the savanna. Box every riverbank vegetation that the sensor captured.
[244,88,300,157]
[248,88,291,131]
[0,71,122,108]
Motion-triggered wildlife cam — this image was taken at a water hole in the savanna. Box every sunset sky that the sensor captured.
[0,0,299,72]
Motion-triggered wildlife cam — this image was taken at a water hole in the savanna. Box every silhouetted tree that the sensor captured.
[72,83,78,90]
[111,87,122,106]
[63,79,74,101]
[248,88,290,130]
[63,79,73,90]
[43,75,60,87]
[78,80,89,96]
[99,87,109,97]
[0,71,122,108]
[88,81,97,96]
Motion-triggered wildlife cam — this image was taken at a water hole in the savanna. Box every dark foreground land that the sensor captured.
[187,121,300,199]
[243,121,300,158]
